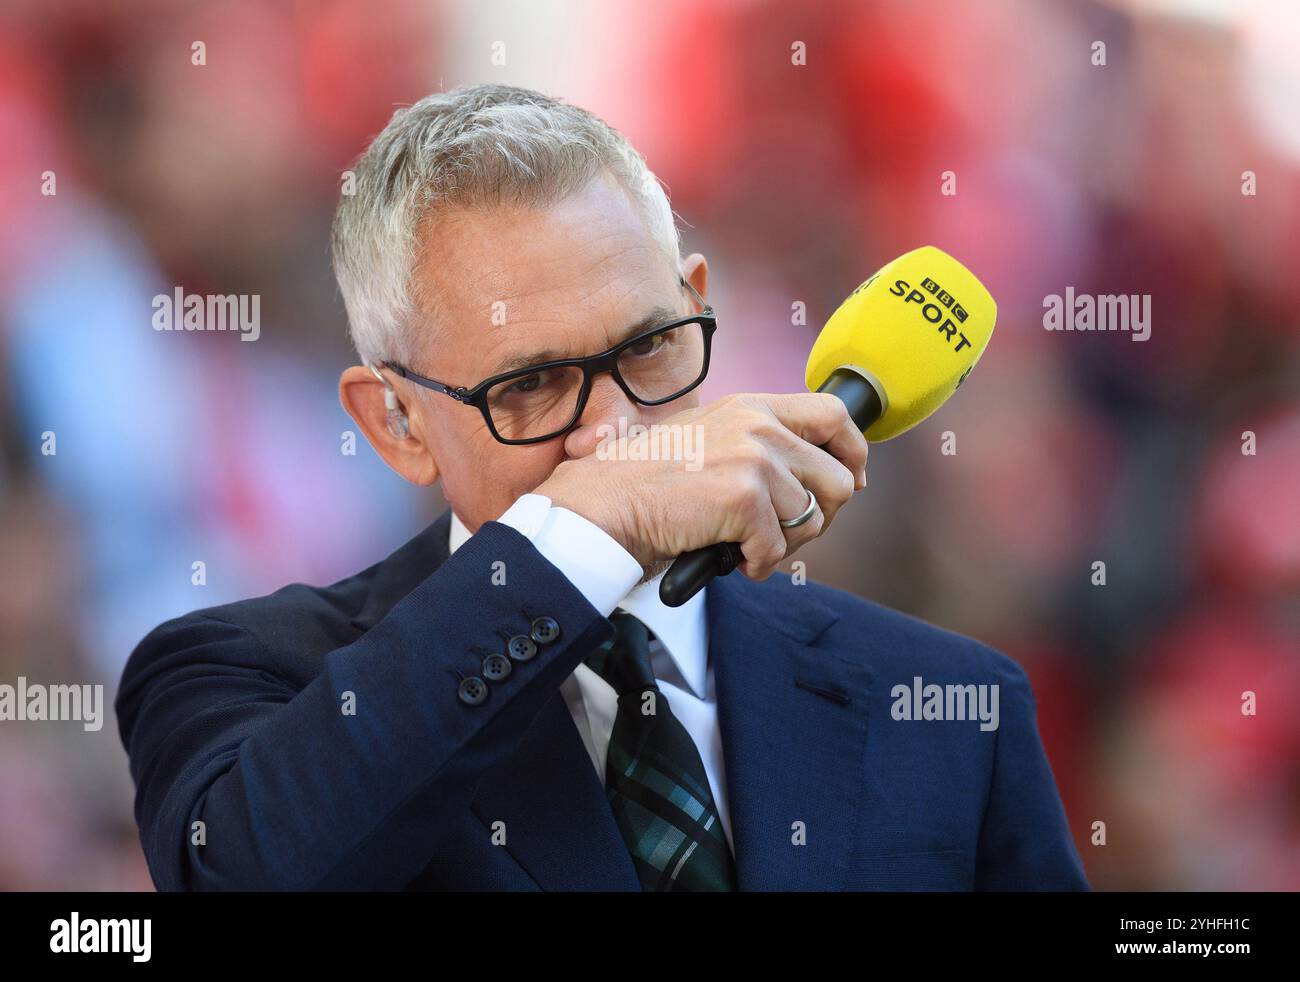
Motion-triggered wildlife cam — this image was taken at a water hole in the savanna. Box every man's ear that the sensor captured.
[339,366,439,486]
[682,252,708,306]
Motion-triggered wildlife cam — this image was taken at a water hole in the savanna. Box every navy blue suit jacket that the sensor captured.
[116,509,1089,890]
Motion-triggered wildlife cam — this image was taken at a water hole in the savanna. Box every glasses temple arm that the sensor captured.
[679,274,712,313]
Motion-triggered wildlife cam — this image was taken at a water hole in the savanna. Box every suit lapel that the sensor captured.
[470,694,640,890]
[708,573,874,890]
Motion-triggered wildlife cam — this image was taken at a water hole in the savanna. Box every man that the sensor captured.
[116,83,1088,891]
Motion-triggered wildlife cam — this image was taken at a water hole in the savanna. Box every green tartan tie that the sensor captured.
[584,610,737,891]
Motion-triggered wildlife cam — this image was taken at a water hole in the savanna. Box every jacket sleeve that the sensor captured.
[974,660,1090,890]
[115,521,616,891]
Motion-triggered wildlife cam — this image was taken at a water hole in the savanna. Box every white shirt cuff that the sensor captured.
[493,493,643,617]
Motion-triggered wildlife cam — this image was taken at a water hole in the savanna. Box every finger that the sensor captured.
[760,392,870,486]
[764,453,814,535]
[742,461,826,576]
[777,490,826,557]
[773,435,859,531]
[736,492,788,580]
[750,410,859,530]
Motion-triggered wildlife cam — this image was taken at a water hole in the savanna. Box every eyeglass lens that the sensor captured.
[483,320,707,441]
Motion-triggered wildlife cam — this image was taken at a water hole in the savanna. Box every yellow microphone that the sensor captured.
[660,245,997,607]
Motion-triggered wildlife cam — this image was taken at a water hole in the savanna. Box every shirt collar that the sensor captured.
[449,509,473,554]
[448,509,709,698]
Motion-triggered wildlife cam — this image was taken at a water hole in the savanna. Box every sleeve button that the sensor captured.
[482,653,512,682]
[530,616,560,645]
[507,635,538,662]
[458,677,489,706]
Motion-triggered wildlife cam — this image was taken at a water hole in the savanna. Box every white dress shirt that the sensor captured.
[448,494,733,849]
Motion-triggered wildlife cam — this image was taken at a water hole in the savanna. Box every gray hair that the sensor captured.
[330,83,683,369]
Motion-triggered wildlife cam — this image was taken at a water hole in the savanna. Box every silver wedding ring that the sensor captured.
[779,488,819,529]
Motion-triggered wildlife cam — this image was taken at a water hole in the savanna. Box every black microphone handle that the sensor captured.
[658,368,884,607]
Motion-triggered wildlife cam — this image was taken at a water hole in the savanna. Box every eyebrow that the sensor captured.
[487,304,683,377]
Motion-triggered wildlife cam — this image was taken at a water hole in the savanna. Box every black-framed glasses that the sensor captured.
[378,276,717,445]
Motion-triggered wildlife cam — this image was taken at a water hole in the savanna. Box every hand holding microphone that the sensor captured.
[658,245,998,605]
[538,246,996,603]
[538,390,869,582]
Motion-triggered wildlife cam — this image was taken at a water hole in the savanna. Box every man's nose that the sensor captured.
[563,374,639,459]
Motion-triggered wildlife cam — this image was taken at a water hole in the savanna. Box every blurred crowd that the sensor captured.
[0,0,1296,890]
